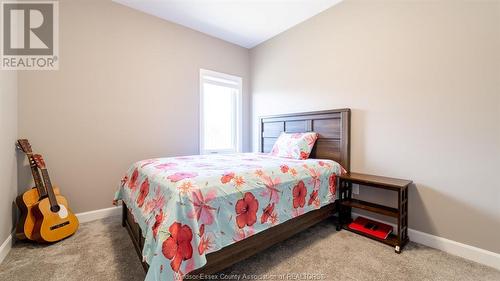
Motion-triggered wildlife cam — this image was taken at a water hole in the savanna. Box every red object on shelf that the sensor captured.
[348,216,393,240]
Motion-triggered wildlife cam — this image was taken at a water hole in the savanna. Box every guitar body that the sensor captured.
[15,186,61,240]
[32,195,79,243]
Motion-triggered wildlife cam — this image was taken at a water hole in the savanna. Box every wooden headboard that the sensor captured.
[259,109,351,172]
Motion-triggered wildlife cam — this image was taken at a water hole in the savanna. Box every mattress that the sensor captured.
[114,153,343,280]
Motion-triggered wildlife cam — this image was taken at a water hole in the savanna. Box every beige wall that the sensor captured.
[18,0,250,213]
[0,71,17,243]
[251,0,500,253]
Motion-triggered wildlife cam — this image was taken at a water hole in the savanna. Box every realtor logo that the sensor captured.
[1,1,58,70]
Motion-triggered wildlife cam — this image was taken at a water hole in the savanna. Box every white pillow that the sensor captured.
[269,132,318,160]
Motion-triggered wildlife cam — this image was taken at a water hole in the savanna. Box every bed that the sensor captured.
[116,109,351,280]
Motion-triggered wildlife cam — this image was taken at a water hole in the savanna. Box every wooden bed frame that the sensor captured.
[122,108,351,277]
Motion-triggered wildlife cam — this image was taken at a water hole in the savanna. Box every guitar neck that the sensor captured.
[27,154,47,197]
[40,168,58,209]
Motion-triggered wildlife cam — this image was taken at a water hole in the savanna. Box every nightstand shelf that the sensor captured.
[338,172,412,253]
[343,225,400,247]
[341,198,399,218]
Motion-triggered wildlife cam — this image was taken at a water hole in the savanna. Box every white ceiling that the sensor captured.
[114,0,342,48]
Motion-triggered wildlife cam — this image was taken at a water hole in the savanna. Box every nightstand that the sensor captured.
[338,172,412,253]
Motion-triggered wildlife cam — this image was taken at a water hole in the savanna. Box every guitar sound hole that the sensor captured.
[51,205,61,213]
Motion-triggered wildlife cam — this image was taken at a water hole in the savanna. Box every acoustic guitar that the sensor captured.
[32,154,79,242]
[15,139,60,240]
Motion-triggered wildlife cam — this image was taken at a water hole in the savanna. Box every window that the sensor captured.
[200,69,242,154]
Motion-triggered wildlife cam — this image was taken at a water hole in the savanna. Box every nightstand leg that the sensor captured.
[395,246,401,254]
[337,178,344,230]
[397,189,402,253]
[404,186,409,242]
[339,180,352,226]
[346,181,352,223]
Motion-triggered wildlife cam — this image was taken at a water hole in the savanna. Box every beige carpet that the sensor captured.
[0,216,498,281]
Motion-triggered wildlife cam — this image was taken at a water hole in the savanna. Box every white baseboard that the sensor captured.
[351,212,500,271]
[75,206,121,224]
[0,232,13,265]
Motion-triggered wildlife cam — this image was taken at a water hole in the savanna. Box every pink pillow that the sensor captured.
[269,132,319,160]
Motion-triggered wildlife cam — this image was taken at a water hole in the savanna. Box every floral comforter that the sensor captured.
[114,153,343,281]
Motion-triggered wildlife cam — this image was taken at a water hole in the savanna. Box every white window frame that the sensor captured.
[199,69,242,154]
